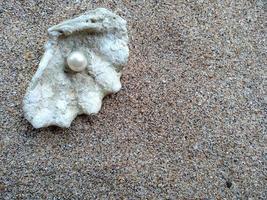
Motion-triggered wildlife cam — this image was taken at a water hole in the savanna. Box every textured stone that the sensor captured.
[23,8,129,128]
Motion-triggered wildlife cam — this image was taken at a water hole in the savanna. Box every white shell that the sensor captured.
[23,8,129,128]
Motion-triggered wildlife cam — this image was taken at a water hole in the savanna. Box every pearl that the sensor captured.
[67,51,88,72]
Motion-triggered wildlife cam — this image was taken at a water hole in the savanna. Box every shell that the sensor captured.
[23,8,129,128]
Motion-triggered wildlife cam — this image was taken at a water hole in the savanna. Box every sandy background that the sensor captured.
[0,0,266,199]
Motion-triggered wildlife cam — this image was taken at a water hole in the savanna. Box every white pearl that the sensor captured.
[67,51,88,72]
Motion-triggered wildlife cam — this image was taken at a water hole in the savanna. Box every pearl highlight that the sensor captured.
[67,51,88,72]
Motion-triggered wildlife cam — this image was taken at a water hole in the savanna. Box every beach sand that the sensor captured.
[0,0,266,199]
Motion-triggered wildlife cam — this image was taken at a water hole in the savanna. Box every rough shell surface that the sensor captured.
[23,8,129,128]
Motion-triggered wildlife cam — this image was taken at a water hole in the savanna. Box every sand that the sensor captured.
[0,0,266,199]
